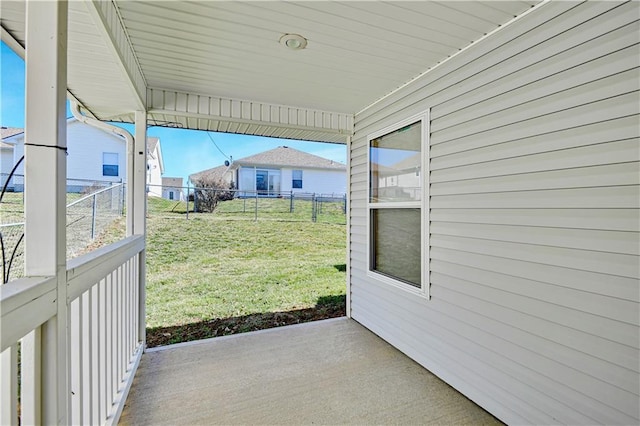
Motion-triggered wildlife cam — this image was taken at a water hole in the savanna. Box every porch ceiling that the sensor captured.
[1,1,540,143]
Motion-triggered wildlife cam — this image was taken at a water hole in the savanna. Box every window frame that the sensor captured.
[292,169,303,189]
[102,152,119,177]
[366,110,430,299]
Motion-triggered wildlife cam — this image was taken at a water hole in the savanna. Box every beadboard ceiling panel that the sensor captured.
[1,0,540,142]
[116,0,538,113]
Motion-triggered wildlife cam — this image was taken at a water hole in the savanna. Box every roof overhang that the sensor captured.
[1,1,542,144]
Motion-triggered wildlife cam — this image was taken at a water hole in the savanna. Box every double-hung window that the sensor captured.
[368,111,429,296]
[292,170,303,189]
[102,152,119,177]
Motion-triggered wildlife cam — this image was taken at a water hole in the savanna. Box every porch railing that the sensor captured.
[0,235,144,425]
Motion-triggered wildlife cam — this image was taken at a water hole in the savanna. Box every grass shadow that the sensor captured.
[146,294,347,348]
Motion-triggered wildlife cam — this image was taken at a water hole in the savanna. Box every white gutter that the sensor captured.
[69,101,134,169]
[70,100,138,235]
[2,25,99,119]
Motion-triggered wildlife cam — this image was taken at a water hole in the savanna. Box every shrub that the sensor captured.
[190,176,234,212]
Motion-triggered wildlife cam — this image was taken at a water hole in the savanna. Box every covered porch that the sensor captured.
[2,0,638,425]
[1,1,535,423]
[120,318,499,425]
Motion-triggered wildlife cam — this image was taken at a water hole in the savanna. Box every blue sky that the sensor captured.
[1,41,346,183]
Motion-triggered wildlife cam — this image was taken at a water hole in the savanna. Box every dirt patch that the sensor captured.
[146,297,346,348]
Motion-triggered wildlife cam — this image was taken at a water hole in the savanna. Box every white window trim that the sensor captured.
[102,152,119,177]
[292,169,303,189]
[366,110,430,299]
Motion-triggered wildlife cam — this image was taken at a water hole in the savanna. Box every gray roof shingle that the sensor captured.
[162,177,183,187]
[190,146,345,183]
[1,127,24,140]
[234,146,345,170]
[189,165,233,183]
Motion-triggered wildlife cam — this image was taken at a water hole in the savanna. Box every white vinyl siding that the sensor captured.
[279,168,346,195]
[239,167,256,195]
[11,120,127,190]
[349,2,639,425]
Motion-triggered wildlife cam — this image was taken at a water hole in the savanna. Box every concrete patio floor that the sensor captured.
[119,317,501,425]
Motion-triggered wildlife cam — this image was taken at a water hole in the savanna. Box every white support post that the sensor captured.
[133,111,147,236]
[345,135,351,318]
[23,1,68,424]
[21,329,42,425]
[0,345,18,425]
[126,131,135,236]
[134,111,147,346]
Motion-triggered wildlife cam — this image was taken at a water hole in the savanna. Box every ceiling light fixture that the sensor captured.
[280,33,307,50]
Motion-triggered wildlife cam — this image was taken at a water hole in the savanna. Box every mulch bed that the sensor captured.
[146,302,346,348]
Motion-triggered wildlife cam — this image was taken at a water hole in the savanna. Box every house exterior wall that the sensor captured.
[147,153,163,197]
[280,168,346,195]
[1,147,14,189]
[237,166,346,195]
[162,187,184,201]
[12,121,126,191]
[349,2,639,425]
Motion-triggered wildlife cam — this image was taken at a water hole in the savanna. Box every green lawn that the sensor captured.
[2,195,347,345]
[145,197,347,345]
[147,194,346,224]
[0,192,85,223]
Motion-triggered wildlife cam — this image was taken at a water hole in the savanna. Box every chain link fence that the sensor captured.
[66,183,126,258]
[0,180,125,283]
[1,173,122,194]
[148,184,347,224]
[213,191,346,224]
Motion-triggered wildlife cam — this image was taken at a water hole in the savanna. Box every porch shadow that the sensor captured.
[146,294,346,348]
[122,318,503,426]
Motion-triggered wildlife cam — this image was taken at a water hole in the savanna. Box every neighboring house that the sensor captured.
[1,120,163,193]
[188,164,233,187]
[372,154,421,202]
[0,127,23,190]
[161,177,184,201]
[190,146,346,196]
[147,137,164,197]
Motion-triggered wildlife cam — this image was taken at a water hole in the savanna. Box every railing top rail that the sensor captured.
[66,182,124,208]
[1,275,56,352]
[1,234,143,351]
[0,222,25,228]
[67,234,144,300]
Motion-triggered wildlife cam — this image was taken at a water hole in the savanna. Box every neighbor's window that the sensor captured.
[102,152,119,177]
[292,170,303,189]
[368,112,427,292]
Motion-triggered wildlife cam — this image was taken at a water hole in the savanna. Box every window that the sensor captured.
[238,168,281,196]
[169,191,174,200]
[368,112,428,295]
[102,152,119,177]
[292,170,303,189]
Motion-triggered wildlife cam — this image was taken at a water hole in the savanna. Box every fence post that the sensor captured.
[254,190,258,222]
[290,191,294,213]
[311,193,317,223]
[343,193,347,214]
[186,183,190,220]
[91,193,97,240]
[121,182,125,215]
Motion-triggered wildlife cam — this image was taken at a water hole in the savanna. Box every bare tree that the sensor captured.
[190,176,235,212]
